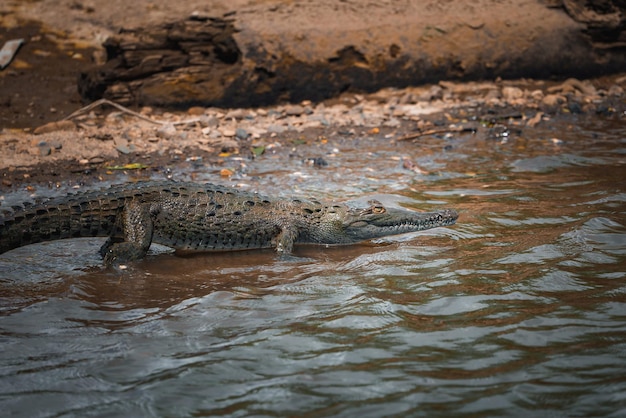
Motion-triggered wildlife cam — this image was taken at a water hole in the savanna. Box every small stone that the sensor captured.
[38,143,52,156]
[285,105,305,116]
[567,101,583,114]
[415,85,442,101]
[300,120,322,129]
[198,115,220,128]
[116,144,132,154]
[530,89,544,101]
[224,109,247,119]
[303,157,328,167]
[526,111,544,127]
[608,85,623,96]
[484,89,501,102]
[502,86,524,102]
[188,106,206,116]
[156,123,177,139]
[235,128,249,140]
[89,156,105,164]
[33,120,76,135]
[221,128,236,137]
[306,114,330,126]
[382,118,401,128]
[220,168,234,177]
[247,126,267,137]
[267,124,286,134]
[105,112,125,123]
[542,94,564,107]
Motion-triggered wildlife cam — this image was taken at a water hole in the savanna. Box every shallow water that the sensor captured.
[1,113,625,417]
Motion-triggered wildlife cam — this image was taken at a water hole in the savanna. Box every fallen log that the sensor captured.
[78,15,242,106]
[78,1,626,108]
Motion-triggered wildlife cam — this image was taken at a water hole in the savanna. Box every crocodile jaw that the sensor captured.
[343,207,459,242]
[301,202,458,245]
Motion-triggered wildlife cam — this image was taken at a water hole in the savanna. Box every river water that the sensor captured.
[1,112,625,417]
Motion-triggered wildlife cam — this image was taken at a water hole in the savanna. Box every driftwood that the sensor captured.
[78,2,626,109]
[78,15,242,107]
[562,0,626,47]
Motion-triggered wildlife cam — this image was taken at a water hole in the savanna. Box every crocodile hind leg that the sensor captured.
[101,200,154,265]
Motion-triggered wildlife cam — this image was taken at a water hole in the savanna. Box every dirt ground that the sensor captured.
[0,0,625,190]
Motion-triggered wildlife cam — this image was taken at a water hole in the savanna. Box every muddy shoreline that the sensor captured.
[1,74,624,193]
[1,0,625,191]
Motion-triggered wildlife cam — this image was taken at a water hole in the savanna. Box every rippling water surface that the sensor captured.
[1,114,625,417]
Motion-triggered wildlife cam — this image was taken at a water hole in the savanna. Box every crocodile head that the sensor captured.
[302,199,458,244]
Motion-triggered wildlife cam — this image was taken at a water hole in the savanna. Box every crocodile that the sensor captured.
[0,181,458,265]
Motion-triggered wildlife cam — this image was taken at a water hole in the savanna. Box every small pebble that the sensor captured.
[235,128,249,140]
[38,143,52,156]
[224,109,247,119]
[608,85,623,96]
[502,86,524,102]
[116,144,132,154]
[199,115,220,128]
[33,120,76,135]
[267,124,286,134]
[156,123,177,139]
[541,94,563,107]
[285,105,305,116]
[304,157,328,167]
[187,106,206,116]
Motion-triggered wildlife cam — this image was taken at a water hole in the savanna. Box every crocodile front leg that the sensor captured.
[101,200,154,265]
[275,225,298,254]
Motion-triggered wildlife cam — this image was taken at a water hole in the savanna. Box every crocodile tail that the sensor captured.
[0,200,122,255]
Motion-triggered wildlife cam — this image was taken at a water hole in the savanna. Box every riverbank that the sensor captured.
[0,0,625,189]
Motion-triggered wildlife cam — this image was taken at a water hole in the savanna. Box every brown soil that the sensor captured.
[0,21,87,129]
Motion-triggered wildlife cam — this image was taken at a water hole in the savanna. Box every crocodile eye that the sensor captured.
[365,199,386,214]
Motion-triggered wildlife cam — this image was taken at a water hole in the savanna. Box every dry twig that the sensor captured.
[396,127,468,141]
[62,98,201,126]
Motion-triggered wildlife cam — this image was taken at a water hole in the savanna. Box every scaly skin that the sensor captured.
[0,181,458,265]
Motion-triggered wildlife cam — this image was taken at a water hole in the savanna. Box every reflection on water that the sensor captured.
[1,114,625,417]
